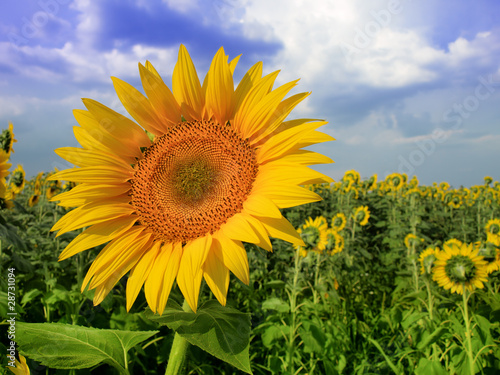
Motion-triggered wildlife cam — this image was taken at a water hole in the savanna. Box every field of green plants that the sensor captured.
[2,153,500,374]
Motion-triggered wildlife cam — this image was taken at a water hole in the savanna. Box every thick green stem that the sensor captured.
[165,300,192,375]
[462,289,475,375]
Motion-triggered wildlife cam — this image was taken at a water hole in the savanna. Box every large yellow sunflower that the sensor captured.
[50,45,334,313]
[432,242,488,294]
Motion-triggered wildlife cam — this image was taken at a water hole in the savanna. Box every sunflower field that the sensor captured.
[1,48,500,374]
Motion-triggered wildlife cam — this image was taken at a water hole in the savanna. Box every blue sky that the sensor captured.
[1,0,500,187]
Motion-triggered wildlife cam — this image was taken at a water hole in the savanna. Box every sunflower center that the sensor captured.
[444,255,476,283]
[131,120,258,243]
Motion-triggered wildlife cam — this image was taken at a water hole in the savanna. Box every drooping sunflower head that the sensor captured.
[439,181,450,191]
[331,212,346,232]
[50,45,334,313]
[343,169,360,185]
[9,164,25,195]
[404,233,423,250]
[419,246,438,275]
[409,175,419,188]
[385,173,404,191]
[353,206,370,226]
[484,176,493,185]
[46,179,61,200]
[485,218,500,236]
[432,242,488,294]
[0,122,16,156]
[365,173,377,191]
[326,228,344,255]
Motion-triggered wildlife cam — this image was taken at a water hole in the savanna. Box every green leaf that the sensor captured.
[416,327,447,350]
[145,300,252,374]
[415,358,448,375]
[261,297,290,313]
[16,322,158,373]
[299,321,326,354]
[261,324,290,348]
[264,280,286,289]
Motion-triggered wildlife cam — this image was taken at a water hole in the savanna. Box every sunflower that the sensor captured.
[404,233,423,249]
[46,179,62,200]
[476,241,500,274]
[444,238,463,248]
[365,173,377,191]
[385,173,404,191]
[0,122,17,156]
[353,206,370,226]
[297,216,329,253]
[439,182,450,191]
[484,176,493,186]
[419,246,438,275]
[432,242,488,294]
[343,169,360,185]
[326,228,344,255]
[331,212,346,232]
[9,165,25,195]
[28,194,40,207]
[50,45,334,313]
[485,218,500,236]
[7,354,30,375]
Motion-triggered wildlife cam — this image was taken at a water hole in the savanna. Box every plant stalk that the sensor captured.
[164,299,192,375]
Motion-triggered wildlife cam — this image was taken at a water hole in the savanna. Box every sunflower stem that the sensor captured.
[165,299,191,375]
[462,288,475,375]
[287,245,302,374]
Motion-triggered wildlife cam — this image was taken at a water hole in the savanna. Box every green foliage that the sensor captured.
[16,322,158,374]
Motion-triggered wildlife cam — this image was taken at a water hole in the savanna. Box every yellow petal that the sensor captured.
[233,70,280,137]
[52,200,135,236]
[213,232,249,285]
[59,215,137,261]
[221,212,259,243]
[232,61,262,117]
[176,235,212,312]
[139,63,182,128]
[126,241,161,311]
[279,150,334,165]
[50,165,134,184]
[82,98,151,148]
[258,215,305,246]
[84,227,151,290]
[257,161,333,186]
[203,250,229,306]
[112,77,165,135]
[256,120,328,163]
[157,242,183,315]
[243,193,282,219]
[55,147,131,169]
[250,92,310,145]
[252,182,323,208]
[172,45,205,121]
[206,47,234,125]
[73,110,142,161]
[51,183,130,204]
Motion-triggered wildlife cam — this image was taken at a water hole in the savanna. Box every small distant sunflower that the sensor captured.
[7,354,30,375]
[409,175,419,188]
[9,165,25,195]
[365,174,377,191]
[343,169,360,185]
[484,176,493,186]
[353,206,370,226]
[404,233,423,249]
[385,173,404,191]
[485,219,500,236]
[419,247,438,275]
[297,216,329,252]
[46,180,61,200]
[0,122,17,156]
[439,182,450,191]
[331,212,346,232]
[28,194,40,207]
[50,45,334,313]
[326,228,344,255]
[432,242,488,294]
[487,232,500,247]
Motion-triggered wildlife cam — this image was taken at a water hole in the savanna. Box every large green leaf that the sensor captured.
[145,300,252,374]
[16,322,158,374]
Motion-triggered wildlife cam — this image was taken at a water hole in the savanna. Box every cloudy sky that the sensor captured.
[1,0,499,187]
